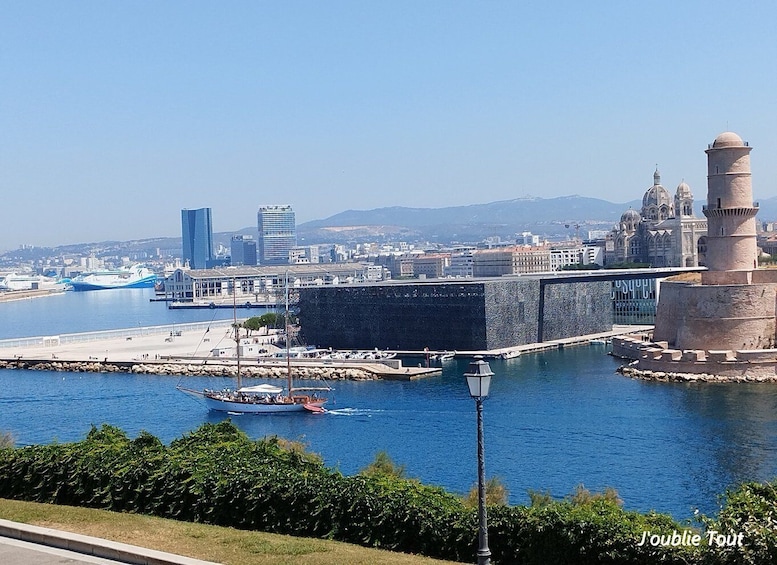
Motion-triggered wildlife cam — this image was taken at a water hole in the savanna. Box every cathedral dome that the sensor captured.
[620,208,641,231]
[621,208,640,223]
[642,184,673,209]
[712,131,744,148]
[642,168,674,221]
[676,181,692,199]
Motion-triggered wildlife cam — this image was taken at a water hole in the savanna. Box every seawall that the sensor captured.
[0,357,385,381]
[612,334,777,382]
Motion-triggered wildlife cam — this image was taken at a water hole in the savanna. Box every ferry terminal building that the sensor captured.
[161,263,385,303]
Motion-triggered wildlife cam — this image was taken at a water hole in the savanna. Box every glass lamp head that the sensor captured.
[465,357,494,398]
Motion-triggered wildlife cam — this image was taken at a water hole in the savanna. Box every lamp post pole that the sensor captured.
[464,357,493,565]
[475,395,490,565]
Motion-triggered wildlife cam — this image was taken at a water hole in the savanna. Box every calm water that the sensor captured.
[1,289,777,519]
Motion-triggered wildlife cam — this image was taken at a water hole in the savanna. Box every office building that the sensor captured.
[230,235,257,266]
[257,205,296,265]
[181,208,213,269]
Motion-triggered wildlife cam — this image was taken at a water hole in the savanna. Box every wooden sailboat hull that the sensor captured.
[203,396,326,414]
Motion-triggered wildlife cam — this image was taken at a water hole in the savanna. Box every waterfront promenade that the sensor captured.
[0,322,651,381]
[0,321,444,380]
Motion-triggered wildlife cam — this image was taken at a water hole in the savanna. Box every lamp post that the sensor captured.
[465,357,493,565]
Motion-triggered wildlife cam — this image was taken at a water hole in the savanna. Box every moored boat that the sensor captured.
[69,264,156,291]
[0,273,66,292]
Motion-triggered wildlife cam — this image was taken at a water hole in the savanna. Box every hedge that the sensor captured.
[0,421,772,564]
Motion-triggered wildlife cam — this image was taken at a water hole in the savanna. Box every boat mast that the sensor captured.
[285,271,292,395]
[233,278,241,390]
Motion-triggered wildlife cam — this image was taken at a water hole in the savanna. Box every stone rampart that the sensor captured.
[612,335,777,381]
[653,280,777,350]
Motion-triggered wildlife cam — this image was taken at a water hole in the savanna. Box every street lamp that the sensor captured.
[464,357,493,565]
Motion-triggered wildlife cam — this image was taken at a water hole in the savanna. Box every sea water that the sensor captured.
[1,288,777,519]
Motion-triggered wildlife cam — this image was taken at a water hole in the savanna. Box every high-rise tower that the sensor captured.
[230,234,257,266]
[257,205,296,265]
[702,132,759,285]
[181,208,213,270]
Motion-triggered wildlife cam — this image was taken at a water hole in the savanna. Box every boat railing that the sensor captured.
[0,320,235,350]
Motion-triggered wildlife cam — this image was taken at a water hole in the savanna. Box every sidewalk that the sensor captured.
[0,518,221,565]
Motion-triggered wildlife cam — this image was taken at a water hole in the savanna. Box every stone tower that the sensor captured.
[651,132,777,351]
[702,132,759,285]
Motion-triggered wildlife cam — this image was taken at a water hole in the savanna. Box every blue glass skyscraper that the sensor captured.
[181,208,213,269]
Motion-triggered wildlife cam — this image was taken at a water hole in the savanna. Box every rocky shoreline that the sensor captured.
[618,364,777,383]
[0,358,377,381]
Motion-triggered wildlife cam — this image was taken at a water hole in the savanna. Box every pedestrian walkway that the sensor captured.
[0,518,220,565]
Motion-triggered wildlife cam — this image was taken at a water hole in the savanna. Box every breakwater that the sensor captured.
[617,364,777,383]
[0,358,381,381]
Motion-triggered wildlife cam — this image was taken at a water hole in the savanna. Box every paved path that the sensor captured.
[0,536,127,565]
[0,519,220,565]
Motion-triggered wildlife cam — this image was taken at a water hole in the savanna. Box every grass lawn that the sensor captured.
[0,498,464,565]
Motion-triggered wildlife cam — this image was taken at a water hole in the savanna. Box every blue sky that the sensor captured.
[2,1,777,248]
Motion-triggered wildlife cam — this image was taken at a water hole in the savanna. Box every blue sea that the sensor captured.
[1,288,777,520]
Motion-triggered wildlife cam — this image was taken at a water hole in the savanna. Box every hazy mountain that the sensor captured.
[294,195,777,243]
[6,195,777,259]
[297,195,642,243]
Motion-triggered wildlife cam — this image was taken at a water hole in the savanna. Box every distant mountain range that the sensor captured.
[293,194,777,243]
[295,195,641,243]
[5,195,777,260]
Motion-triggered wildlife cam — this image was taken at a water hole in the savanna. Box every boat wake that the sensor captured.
[326,407,384,417]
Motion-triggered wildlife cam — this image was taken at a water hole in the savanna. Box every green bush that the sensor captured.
[700,481,777,565]
[2,421,765,564]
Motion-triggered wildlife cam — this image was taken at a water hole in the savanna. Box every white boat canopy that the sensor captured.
[238,384,283,395]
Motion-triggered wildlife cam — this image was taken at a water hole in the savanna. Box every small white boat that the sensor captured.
[431,351,455,362]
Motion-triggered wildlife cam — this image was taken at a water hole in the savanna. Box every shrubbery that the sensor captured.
[0,422,774,564]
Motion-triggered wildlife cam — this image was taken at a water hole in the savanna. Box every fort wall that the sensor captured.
[653,280,777,351]
[613,335,777,381]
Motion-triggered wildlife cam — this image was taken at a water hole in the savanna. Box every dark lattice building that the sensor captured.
[298,277,612,351]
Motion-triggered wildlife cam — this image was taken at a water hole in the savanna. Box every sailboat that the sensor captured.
[177,277,330,414]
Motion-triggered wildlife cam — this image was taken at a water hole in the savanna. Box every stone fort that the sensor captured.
[614,132,777,380]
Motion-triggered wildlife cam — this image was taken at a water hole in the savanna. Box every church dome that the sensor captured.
[621,208,640,223]
[620,208,641,231]
[676,181,692,199]
[642,184,673,209]
[642,167,674,220]
[712,131,744,148]
[675,180,694,217]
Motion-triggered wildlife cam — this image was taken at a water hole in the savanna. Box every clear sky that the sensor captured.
[2,1,777,249]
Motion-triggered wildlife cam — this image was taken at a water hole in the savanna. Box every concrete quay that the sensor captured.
[0,323,651,382]
[0,288,65,303]
[0,323,442,381]
[401,325,654,360]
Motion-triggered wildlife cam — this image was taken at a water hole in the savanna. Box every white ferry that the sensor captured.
[0,273,65,292]
[68,265,157,291]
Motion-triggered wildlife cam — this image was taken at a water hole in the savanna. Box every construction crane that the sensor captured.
[564,223,581,242]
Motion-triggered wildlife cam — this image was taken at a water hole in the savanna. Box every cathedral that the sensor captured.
[605,169,708,267]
